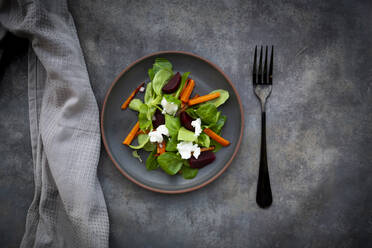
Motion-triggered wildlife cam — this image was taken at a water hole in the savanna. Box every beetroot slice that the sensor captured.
[180,111,194,131]
[189,151,216,169]
[162,72,181,93]
[152,109,165,128]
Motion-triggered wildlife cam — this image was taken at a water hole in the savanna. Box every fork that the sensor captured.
[253,46,273,208]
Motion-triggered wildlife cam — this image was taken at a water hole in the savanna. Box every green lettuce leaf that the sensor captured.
[209,115,226,134]
[152,69,173,96]
[146,149,159,170]
[185,108,199,119]
[175,72,190,98]
[211,139,222,152]
[157,152,183,175]
[195,103,220,125]
[197,133,210,147]
[178,127,197,142]
[152,58,172,74]
[148,69,155,81]
[164,94,181,106]
[132,150,142,162]
[143,139,155,152]
[128,98,143,112]
[165,136,178,152]
[129,134,150,149]
[207,89,229,107]
[165,114,181,137]
[138,104,152,131]
[181,165,198,179]
[144,83,154,104]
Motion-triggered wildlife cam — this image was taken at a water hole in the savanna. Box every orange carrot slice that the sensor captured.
[135,129,148,137]
[121,82,145,109]
[191,93,200,99]
[123,121,140,146]
[200,146,215,152]
[188,92,220,106]
[179,79,190,100]
[203,128,230,147]
[180,79,195,103]
[157,140,166,154]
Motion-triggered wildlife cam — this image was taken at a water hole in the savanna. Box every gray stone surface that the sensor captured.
[1,0,372,247]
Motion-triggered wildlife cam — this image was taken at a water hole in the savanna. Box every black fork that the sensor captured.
[253,46,273,208]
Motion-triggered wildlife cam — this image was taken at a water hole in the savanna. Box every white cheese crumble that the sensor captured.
[177,141,201,159]
[161,97,178,116]
[157,125,169,137]
[148,130,163,143]
[191,118,202,137]
[139,86,145,92]
[148,125,169,143]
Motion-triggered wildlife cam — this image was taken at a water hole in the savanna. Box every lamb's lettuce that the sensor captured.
[195,103,220,125]
[197,133,210,147]
[146,149,159,170]
[128,98,143,112]
[211,140,222,152]
[129,134,150,149]
[185,108,199,119]
[181,165,198,179]
[163,94,181,106]
[148,58,173,81]
[152,69,173,96]
[165,136,178,152]
[132,151,142,162]
[157,152,183,175]
[178,127,197,142]
[207,89,229,107]
[209,115,226,134]
[144,82,154,104]
[165,114,181,137]
[138,104,152,131]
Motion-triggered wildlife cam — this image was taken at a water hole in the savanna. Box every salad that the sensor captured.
[121,58,230,179]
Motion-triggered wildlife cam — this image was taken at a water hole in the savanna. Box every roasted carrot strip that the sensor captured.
[123,121,140,146]
[191,94,200,99]
[180,94,199,111]
[188,92,220,106]
[180,79,195,103]
[121,82,145,109]
[179,104,188,113]
[179,79,190,100]
[135,129,147,137]
[157,140,166,155]
[200,146,215,152]
[203,128,230,147]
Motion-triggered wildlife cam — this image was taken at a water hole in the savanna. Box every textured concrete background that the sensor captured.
[1,0,372,247]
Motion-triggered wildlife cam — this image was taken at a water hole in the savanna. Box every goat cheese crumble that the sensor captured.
[191,118,202,137]
[161,97,178,116]
[148,125,169,143]
[177,141,201,159]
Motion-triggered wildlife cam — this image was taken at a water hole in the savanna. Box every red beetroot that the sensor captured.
[180,111,194,131]
[162,72,181,93]
[189,151,216,168]
[152,109,165,128]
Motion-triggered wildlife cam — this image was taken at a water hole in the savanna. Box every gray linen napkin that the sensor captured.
[0,1,109,247]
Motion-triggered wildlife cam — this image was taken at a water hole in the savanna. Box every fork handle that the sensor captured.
[256,111,273,208]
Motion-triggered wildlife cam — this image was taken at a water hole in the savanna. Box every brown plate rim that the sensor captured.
[101,50,244,194]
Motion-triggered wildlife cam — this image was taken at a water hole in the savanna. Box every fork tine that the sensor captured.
[258,46,263,84]
[253,46,257,85]
[263,46,268,84]
[269,46,273,84]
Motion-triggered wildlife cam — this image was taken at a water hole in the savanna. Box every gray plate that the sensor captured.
[101,51,244,193]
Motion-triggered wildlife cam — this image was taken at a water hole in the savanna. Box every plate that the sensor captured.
[101,51,244,193]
